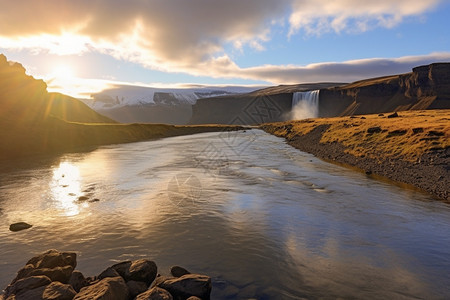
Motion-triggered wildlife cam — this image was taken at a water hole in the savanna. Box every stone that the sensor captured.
[14,264,74,284]
[118,259,157,284]
[69,271,88,293]
[126,280,149,298]
[387,112,399,118]
[98,267,121,280]
[157,274,211,300]
[110,261,132,277]
[73,277,129,300]
[42,281,77,300]
[170,266,190,278]
[14,285,47,299]
[9,222,32,232]
[135,287,173,300]
[26,249,77,270]
[4,275,51,298]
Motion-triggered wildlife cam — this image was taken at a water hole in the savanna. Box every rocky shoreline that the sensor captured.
[1,249,211,300]
[261,111,450,201]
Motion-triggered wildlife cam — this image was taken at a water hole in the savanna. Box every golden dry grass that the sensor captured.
[265,109,450,161]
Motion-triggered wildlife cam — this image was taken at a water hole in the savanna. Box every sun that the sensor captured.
[50,64,76,81]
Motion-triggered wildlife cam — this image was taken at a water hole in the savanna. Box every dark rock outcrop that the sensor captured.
[2,250,212,300]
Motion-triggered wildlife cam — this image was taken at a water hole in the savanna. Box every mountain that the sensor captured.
[190,63,450,124]
[0,54,245,159]
[81,85,262,124]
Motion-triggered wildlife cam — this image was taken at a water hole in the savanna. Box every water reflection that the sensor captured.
[50,162,84,216]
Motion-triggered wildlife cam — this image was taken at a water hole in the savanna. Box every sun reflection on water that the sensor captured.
[50,162,85,216]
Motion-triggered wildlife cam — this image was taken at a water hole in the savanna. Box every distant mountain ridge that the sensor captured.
[81,85,263,124]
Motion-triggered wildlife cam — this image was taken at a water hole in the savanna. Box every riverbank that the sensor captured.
[261,109,450,201]
[0,117,247,159]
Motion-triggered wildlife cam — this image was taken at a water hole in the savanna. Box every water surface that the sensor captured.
[1,130,449,299]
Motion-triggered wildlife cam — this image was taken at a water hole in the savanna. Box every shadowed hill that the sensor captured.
[0,54,246,159]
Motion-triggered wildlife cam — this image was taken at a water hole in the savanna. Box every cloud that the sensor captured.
[288,0,441,36]
[0,0,445,83]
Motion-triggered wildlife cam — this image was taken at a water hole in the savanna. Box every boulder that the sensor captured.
[367,126,382,134]
[4,275,51,298]
[170,266,190,278]
[68,271,88,293]
[98,267,121,280]
[126,280,149,298]
[135,287,173,300]
[42,281,76,300]
[25,249,76,270]
[14,264,74,284]
[73,277,129,300]
[9,222,32,232]
[111,259,157,284]
[157,274,211,300]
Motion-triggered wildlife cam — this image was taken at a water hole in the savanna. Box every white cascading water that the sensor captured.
[291,90,320,120]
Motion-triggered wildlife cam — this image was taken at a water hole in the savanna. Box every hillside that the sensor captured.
[261,110,450,201]
[0,54,246,159]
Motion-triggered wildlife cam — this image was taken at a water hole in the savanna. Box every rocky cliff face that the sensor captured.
[319,63,450,117]
[190,63,450,124]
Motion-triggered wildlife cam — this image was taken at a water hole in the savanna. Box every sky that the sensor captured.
[0,0,449,98]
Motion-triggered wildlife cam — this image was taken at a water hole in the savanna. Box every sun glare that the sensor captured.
[50,64,76,81]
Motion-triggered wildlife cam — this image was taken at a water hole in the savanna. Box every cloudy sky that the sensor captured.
[1,0,449,97]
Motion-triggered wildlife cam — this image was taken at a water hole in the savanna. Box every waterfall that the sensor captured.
[291,90,320,120]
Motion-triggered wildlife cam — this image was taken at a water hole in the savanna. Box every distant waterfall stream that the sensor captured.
[291,90,320,119]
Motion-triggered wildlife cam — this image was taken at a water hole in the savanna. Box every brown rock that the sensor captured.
[126,280,149,298]
[4,275,51,298]
[42,282,76,300]
[125,259,157,285]
[157,274,211,300]
[170,266,190,278]
[26,250,77,270]
[9,222,32,232]
[73,277,129,300]
[98,267,121,280]
[135,287,173,300]
[14,265,74,284]
[68,271,88,293]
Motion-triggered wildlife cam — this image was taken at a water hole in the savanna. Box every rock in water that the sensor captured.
[42,281,77,300]
[9,222,32,232]
[73,277,129,300]
[170,266,191,278]
[135,287,173,300]
[157,274,212,300]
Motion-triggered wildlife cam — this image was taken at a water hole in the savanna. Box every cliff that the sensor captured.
[190,63,450,124]
[190,83,343,125]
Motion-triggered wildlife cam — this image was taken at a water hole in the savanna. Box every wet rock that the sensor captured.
[9,222,32,232]
[14,264,74,284]
[98,267,121,280]
[110,261,132,277]
[4,275,51,298]
[42,281,77,300]
[157,274,211,300]
[387,112,399,118]
[109,259,157,284]
[69,270,88,293]
[77,196,89,202]
[126,280,148,298]
[73,277,129,300]
[170,266,190,278]
[26,249,77,270]
[135,287,173,300]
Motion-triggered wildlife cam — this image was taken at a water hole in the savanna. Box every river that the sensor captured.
[1,130,449,299]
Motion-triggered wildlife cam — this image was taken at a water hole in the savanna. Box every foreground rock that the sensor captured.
[1,250,212,300]
[9,222,33,232]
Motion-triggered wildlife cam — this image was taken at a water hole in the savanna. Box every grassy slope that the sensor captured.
[263,110,449,161]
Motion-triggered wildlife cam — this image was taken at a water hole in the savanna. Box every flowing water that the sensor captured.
[1,130,449,299]
[291,90,320,119]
